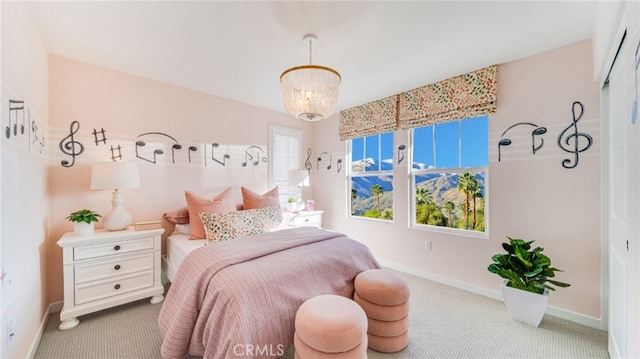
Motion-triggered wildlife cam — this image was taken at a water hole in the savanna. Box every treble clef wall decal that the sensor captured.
[557,101,593,169]
[304,148,312,171]
[59,120,85,167]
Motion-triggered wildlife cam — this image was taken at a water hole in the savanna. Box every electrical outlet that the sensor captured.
[424,240,432,251]
[6,319,14,345]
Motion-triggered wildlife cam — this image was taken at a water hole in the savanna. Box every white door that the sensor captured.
[605,29,640,359]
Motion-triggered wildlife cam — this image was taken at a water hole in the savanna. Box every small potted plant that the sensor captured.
[66,209,101,235]
[287,197,297,212]
[487,236,570,326]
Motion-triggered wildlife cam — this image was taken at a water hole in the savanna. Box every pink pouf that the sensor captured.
[295,294,368,359]
[354,269,410,353]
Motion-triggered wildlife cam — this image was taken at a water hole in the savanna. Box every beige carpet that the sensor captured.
[34,270,608,359]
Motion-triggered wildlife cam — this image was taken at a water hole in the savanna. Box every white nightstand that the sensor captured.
[283,210,324,228]
[57,228,165,330]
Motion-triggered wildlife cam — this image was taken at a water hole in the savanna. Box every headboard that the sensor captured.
[160,217,176,256]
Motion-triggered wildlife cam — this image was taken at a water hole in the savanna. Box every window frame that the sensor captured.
[268,125,303,205]
[408,117,489,238]
[348,132,395,222]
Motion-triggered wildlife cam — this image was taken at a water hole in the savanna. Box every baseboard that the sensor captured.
[50,301,63,313]
[379,260,604,330]
[27,301,62,359]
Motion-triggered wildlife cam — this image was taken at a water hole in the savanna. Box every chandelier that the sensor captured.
[280,34,341,122]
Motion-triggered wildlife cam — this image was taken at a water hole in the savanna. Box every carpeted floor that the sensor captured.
[34,269,608,358]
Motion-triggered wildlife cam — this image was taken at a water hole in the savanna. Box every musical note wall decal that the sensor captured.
[30,121,38,151]
[557,101,593,169]
[210,143,230,166]
[241,145,267,167]
[188,146,198,163]
[135,132,177,164]
[305,148,312,171]
[30,117,45,154]
[336,158,343,173]
[110,145,123,161]
[397,144,406,165]
[497,122,548,162]
[135,140,164,164]
[59,121,85,167]
[317,152,331,170]
[497,139,512,162]
[92,128,107,146]
[171,144,182,163]
[6,99,25,139]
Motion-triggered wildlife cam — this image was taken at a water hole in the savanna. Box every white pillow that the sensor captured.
[174,223,191,235]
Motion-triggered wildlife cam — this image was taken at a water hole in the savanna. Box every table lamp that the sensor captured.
[90,161,140,231]
[288,170,310,211]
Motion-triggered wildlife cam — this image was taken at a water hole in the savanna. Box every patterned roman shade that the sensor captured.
[398,65,497,129]
[339,95,398,141]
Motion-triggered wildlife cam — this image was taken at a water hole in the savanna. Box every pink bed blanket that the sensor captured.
[158,227,380,359]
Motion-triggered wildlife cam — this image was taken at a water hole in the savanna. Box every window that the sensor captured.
[269,125,302,204]
[349,132,394,220]
[410,115,488,233]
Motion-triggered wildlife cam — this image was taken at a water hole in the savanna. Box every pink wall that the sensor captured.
[47,55,314,303]
[312,40,602,321]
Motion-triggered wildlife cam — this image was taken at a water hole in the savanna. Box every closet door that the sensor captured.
[605,27,640,359]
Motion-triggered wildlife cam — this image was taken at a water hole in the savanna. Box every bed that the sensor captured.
[158,226,380,359]
[161,231,205,283]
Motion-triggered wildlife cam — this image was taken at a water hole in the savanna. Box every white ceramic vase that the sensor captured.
[501,279,549,327]
[74,221,95,235]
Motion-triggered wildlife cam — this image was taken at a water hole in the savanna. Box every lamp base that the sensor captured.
[103,189,133,231]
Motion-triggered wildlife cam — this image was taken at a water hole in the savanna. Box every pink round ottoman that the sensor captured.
[354,269,410,353]
[294,294,368,358]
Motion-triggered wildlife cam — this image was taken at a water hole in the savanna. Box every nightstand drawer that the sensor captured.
[74,271,154,305]
[74,237,154,261]
[291,214,322,227]
[75,253,154,284]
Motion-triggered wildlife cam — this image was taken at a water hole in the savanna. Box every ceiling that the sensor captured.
[26,1,598,116]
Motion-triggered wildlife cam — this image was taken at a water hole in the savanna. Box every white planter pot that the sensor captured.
[501,280,549,327]
[74,222,95,235]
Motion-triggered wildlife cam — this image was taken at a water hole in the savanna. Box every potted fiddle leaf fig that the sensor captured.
[67,209,101,235]
[487,236,570,327]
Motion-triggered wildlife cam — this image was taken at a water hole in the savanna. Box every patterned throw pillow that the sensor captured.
[199,205,283,243]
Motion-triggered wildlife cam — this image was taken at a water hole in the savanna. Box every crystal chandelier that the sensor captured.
[280,34,341,122]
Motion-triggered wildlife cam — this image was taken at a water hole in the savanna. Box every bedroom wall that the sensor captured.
[311,40,602,325]
[46,55,313,304]
[1,2,50,358]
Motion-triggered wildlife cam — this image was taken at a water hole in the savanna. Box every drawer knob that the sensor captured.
[114,265,121,270]
[114,245,121,251]
[114,284,121,290]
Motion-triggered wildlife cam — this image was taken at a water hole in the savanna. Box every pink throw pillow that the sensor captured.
[185,188,236,239]
[241,186,280,210]
[162,206,190,224]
